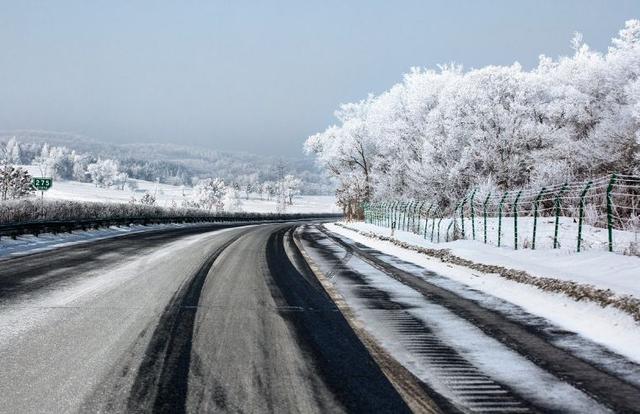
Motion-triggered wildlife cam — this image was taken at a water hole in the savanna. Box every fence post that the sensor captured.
[513,190,522,250]
[470,189,477,240]
[483,193,491,244]
[402,201,410,231]
[410,200,417,231]
[498,192,509,247]
[431,211,437,242]
[453,201,460,237]
[424,203,433,239]
[532,187,545,250]
[416,201,426,234]
[383,202,388,227]
[553,183,568,249]
[390,202,396,228]
[577,181,593,252]
[371,202,376,225]
[607,174,617,252]
[460,196,467,239]
[412,201,420,233]
[393,202,400,229]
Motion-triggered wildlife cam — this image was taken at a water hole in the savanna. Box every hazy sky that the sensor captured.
[0,1,638,156]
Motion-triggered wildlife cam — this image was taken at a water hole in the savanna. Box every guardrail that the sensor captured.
[0,213,341,241]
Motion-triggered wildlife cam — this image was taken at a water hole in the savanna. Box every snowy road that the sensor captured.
[2,221,639,413]
[0,223,412,414]
[298,224,640,414]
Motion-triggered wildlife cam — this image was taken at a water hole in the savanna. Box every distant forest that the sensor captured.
[0,130,334,195]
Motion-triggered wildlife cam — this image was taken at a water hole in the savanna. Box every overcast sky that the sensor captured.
[0,1,638,156]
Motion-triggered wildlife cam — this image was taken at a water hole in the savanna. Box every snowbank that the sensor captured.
[333,221,640,298]
[327,222,640,362]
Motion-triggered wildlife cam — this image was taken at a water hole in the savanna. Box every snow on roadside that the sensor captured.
[326,222,640,365]
[0,223,204,259]
[338,222,640,298]
[299,227,610,413]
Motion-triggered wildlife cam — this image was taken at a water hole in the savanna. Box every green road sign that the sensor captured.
[32,177,53,191]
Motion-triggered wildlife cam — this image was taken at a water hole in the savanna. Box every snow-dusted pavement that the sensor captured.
[297,224,640,413]
[0,222,411,414]
[0,222,212,259]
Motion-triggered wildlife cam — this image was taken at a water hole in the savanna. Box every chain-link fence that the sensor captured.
[363,174,640,255]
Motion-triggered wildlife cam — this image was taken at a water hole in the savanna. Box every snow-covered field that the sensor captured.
[20,165,339,214]
[327,221,640,364]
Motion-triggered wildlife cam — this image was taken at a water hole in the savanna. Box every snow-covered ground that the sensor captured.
[336,221,640,298]
[20,165,339,214]
[326,222,640,365]
[299,226,616,413]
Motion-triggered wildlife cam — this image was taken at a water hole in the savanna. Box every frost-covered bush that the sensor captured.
[139,192,156,206]
[0,198,329,225]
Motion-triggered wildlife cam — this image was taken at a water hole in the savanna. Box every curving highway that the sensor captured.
[3,221,638,414]
[0,223,415,414]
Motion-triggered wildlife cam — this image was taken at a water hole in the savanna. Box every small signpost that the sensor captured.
[32,177,53,219]
[32,177,53,191]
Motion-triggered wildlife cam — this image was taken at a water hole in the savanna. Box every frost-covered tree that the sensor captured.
[283,174,302,204]
[306,20,640,211]
[0,165,34,201]
[192,178,227,211]
[87,159,120,188]
[113,172,129,190]
[223,186,242,212]
[261,181,275,200]
[71,151,92,182]
[5,137,22,164]
[305,98,379,218]
[238,173,258,200]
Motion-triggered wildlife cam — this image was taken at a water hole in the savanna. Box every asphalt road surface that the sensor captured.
[0,223,414,414]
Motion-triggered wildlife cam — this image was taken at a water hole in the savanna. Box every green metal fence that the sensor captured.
[363,174,640,254]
